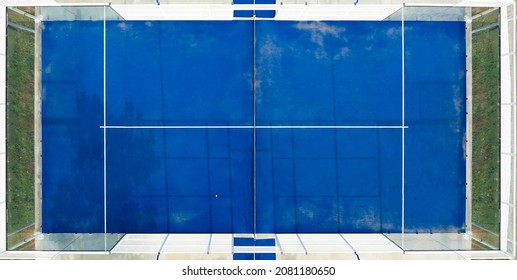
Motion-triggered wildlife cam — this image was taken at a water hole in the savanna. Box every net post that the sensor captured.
[252,5,257,237]
[0,5,7,254]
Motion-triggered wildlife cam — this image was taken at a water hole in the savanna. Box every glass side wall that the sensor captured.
[6,6,124,252]
[501,4,516,257]
[510,4,517,256]
[384,5,502,251]
[39,6,123,21]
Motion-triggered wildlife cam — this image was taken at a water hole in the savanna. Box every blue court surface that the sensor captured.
[41,20,466,234]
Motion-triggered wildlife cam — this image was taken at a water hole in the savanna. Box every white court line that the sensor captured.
[100,125,408,129]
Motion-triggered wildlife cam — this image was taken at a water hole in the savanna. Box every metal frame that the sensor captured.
[0,0,513,7]
[1,5,7,255]
[465,5,473,238]
[499,2,517,258]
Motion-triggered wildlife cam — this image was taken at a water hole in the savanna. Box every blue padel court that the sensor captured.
[41,20,466,234]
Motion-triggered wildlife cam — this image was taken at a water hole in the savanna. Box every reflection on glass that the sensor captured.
[34,233,124,251]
